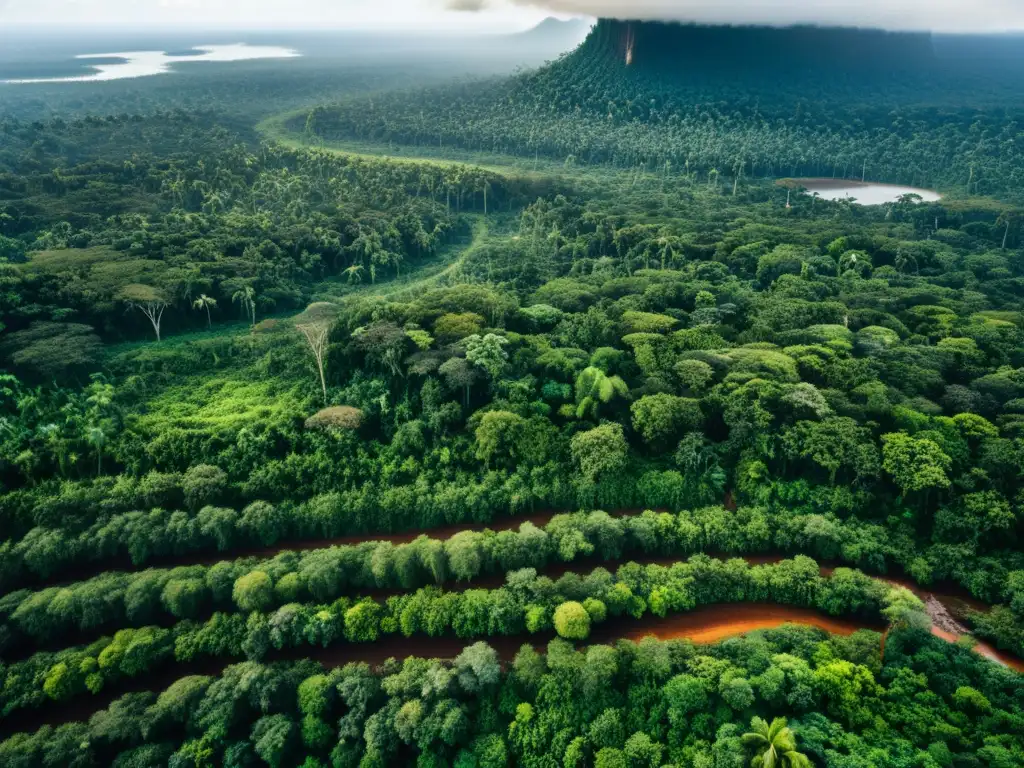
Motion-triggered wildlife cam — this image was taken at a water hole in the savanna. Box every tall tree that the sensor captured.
[192,294,217,329]
[294,302,339,405]
[86,425,106,476]
[120,284,169,342]
[232,286,257,327]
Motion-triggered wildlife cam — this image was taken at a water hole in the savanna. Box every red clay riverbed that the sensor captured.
[4,594,1021,740]
[33,509,636,586]
[10,551,1024,676]
[0,602,877,739]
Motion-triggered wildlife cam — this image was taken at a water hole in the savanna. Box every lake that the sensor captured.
[3,43,300,84]
[788,178,942,205]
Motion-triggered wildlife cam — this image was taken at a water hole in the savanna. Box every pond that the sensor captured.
[2,44,300,84]
[786,178,942,205]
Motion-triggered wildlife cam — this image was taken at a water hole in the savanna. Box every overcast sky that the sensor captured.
[2,0,1023,32]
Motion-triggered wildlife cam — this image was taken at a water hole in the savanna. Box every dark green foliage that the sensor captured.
[3,28,1024,766]
[3,628,1023,766]
[307,21,1024,203]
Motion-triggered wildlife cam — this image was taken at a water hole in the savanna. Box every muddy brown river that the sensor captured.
[0,602,879,739]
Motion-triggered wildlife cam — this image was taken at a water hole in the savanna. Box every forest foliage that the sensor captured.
[3,20,1024,768]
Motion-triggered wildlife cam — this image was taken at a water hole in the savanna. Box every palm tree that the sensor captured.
[232,287,257,327]
[193,294,217,328]
[742,717,812,768]
[86,425,107,476]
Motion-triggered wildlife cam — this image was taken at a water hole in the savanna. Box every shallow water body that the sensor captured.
[3,43,300,83]
[788,178,942,205]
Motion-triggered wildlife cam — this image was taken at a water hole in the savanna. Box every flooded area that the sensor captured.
[785,178,942,205]
[3,44,300,83]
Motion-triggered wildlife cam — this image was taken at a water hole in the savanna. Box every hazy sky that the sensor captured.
[0,0,546,30]
[2,0,1023,32]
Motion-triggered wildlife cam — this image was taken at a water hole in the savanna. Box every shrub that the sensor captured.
[305,406,363,431]
[182,464,229,511]
[233,571,274,613]
[553,601,591,640]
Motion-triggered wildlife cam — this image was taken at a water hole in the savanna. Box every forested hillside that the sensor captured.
[304,21,1024,201]
[2,19,1024,768]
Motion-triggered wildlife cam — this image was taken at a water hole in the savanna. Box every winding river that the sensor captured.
[1,580,1020,739]
[0,603,881,739]
[19,510,1024,674]
[4,507,1021,738]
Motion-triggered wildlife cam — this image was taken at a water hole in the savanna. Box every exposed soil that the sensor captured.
[0,602,875,739]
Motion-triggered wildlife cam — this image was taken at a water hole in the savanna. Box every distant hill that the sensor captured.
[306,19,1024,200]
[512,17,593,49]
[582,19,938,75]
[484,16,592,62]
[933,32,1024,61]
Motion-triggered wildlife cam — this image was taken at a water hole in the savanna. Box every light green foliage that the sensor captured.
[435,312,486,339]
[674,359,715,393]
[465,333,510,381]
[406,329,434,350]
[623,733,663,768]
[952,686,992,715]
[582,598,607,623]
[881,432,952,494]
[343,600,382,642]
[233,571,275,613]
[631,394,703,446]
[574,365,630,420]
[553,601,591,640]
[570,423,629,484]
[594,747,627,768]
[742,717,812,768]
[621,311,678,334]
[474,410,527,466]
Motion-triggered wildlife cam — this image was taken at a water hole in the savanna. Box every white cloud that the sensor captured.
[1,0,1022,32]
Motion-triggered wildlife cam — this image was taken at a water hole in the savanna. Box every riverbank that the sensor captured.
[0,602,877,739]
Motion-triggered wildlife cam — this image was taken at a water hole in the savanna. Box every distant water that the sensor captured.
[790,179,942,205]
[3,44,300,84]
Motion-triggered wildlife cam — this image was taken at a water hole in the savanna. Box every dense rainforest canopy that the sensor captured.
[1,18,1024,768]
[304,21,1024,202]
